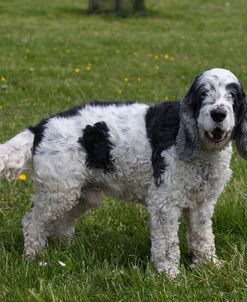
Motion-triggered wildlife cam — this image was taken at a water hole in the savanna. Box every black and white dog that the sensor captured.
[0,68,246,278]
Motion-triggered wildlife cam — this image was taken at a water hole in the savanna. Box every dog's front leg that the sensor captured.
[184,201,219,266]
[148,202,181,279]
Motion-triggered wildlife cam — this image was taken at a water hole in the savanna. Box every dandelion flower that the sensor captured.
[137,77,142,82]
[0,105,3,110]
[74,67,81,73]
[117,89,123,95]
[164,54,175,61]
[155,65,160,70]
[123,77,129,82]
[0,76,6,81]
[18,174,27,181]
[164,54,170,60]
[84,64,92,72]
[154,55,159,60]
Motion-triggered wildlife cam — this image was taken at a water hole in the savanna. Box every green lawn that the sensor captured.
[0,0,247,301]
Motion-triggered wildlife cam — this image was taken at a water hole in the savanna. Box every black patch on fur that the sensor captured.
[55,105,84,118]
[226,82,246,131]
[29,118,49,153]
[78,121,115,173]
[145,101,180,186]
[184,75,205,117]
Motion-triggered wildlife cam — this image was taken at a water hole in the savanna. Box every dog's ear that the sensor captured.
[176,97,200,162]
[176,76,201,162]
[234,96,247,160]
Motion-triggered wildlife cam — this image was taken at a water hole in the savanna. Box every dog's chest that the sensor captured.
[184,160,224,198]
[163,146,232,205]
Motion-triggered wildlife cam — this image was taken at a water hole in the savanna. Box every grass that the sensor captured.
[0,0,247,300]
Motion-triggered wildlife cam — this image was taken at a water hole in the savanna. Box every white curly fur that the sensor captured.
[0,130,34,179]
[0,68,245,279]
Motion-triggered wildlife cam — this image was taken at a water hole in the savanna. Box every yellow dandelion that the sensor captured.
[85,64,92,72]
[164,96,169,101]
[18,174,27,181]
[0,105,3,110]
[123,77,129,82]
[164,54,170,60]
[137,76,142,82]
[0,76,6,81]
[154,55,159,60]
[117,89,123,95]
[155,65,160,70]
[74,67,81,73]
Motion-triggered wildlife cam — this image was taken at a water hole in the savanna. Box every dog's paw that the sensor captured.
[156,262,180,280]
[190,253,223,269]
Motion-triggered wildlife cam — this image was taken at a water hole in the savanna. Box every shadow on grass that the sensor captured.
[49,217,194,271]
[64,224,150,270]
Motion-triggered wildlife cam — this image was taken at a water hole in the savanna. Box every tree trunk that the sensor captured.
[88,0,145,13]
[133,0,145,11]
[89,0,101,12]
[115,0,123,12]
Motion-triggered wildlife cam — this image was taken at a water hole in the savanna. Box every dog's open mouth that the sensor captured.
[205,127,229,144]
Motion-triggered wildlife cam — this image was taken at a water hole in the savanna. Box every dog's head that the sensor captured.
[176,68,246,161]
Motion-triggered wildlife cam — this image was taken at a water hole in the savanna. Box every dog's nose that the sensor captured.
[210,108,227,122]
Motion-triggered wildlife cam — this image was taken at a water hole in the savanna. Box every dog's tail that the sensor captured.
[0,129,34,180]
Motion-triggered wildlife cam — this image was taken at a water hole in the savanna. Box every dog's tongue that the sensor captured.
[213,128,224,139]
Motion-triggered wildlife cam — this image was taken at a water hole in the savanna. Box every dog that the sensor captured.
[0,68,246,278]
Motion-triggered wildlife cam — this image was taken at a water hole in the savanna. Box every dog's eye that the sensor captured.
[229,91,237,100]
[200,90,209,98]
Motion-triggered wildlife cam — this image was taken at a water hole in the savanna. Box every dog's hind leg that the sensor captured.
[49,188,103,240]
[22,183,82,259]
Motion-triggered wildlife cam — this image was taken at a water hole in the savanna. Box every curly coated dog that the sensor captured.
[0,68,246,278]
